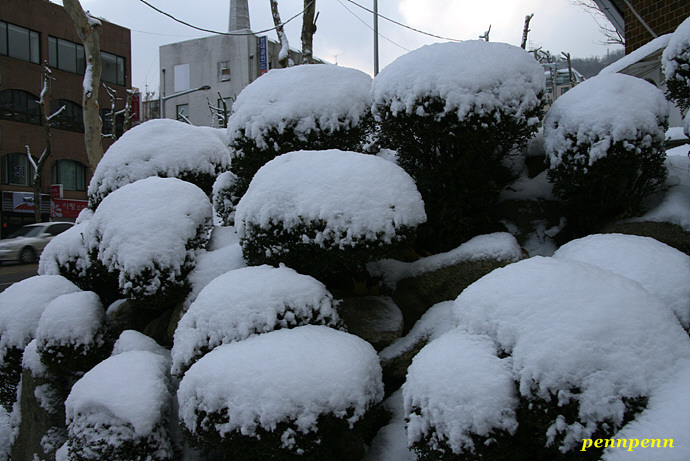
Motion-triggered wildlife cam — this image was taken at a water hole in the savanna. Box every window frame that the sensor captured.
[1,152,37,187]
[0,20,40,64]
[0,89,42,125]
[51,159,87,191]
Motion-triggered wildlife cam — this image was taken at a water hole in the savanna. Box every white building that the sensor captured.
[159,0,308,127]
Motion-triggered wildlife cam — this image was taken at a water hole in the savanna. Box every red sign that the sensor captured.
[130,92,141,122]
[51,184,63,199]
[51,199,88,219]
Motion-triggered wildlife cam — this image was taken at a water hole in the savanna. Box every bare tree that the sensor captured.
[123,89,136,132]
[206,92,233,128]
[301,0,317,64]
[479,24,491,41]
[571,0,624,46]
[521,14,534,49]
[63,0,104,169]
[269,0,293,68]
[102,83,120,141]
[561,51,574,84]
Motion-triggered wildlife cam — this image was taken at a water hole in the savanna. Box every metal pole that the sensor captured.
[373,0,379,76]
[160,68,165,119]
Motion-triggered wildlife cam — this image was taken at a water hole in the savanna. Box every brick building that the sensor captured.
[0,0,131,236]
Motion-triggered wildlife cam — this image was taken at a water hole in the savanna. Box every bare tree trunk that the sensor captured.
[124,89,135,132]
[479,24,491,41]
[301,0,317,64]
[63,0,104,170]
[521,14,534,49]
[562,52,574,84]
[269,0,292,68]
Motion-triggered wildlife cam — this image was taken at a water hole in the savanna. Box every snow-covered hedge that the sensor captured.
[38,221,90,284]
[83,177,213,307]
[235,150,426,282]
[64,350,174,460]
[178,325,384,459]
[35,291,109,375]
[227,64,374,205]
[372,41,545,251]
[0,275,80,410]
[88,119,231,208]
[410,256,690,459]
[662,16,690,111]
[211,171,239,226]
[171,265,341,377]
[545,73,668,237]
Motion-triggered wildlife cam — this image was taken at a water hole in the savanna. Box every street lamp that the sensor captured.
[159,84,212,119]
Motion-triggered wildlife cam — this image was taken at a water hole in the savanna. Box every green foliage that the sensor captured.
[0,346,23,411]
[376,96,544,252]
[37,328,111,377]
[212,172,240,227]
[547,135,667,240]
[664,49,690,112]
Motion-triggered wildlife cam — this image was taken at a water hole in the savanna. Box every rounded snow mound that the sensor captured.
[662,16,690,103]
[178,325,384,438]
[0,275,81,356]
[553,233,690,329]
[372,40,545,122]
[171,265,339,376]
[88,119,231,207]
[36,291,104,350]
[544,73,668,167]
[235,150,426,245]
[112,330,170,359]
[38,222,89,277]
[453,256,690,450]
[84,177,212,302]
[227,64,372,150]
[403,330,518,455]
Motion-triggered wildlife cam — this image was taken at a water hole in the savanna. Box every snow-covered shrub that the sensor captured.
[35,292,109,375]
[84,177,213,307]
[553,233,690,329]
[426,256,690,459]
[662,16,690,112]
[38,221,89,281]
[0,276,80,410]
[112,330,170,358]
[372,41,545,251]
[545,73,668,237]
[235,150,426,283]
[64,350,174,460]
[178,325,384,460]
[227,64,373,204]
[211,171,239,226]
[172,265,340,377]
[88,119,231,208]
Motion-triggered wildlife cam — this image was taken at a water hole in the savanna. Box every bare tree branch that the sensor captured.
[301,0,317,64]
[571,0,624,46]
[479,24,491,41]
[270,0,293,68]
[521,14,534,49]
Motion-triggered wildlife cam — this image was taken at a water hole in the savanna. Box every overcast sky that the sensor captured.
[69,0,623,94]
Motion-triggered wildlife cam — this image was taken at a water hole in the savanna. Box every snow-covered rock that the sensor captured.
[88,119,231,207]
[172,265,340,376]
[553,233,690,328]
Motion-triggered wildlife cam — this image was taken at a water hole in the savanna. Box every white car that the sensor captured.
[0,222,74,264]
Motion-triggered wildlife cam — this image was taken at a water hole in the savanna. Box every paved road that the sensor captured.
[0,263,39,293]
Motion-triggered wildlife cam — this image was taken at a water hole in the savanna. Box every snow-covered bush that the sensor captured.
[35,291,109,375]
[38,222,89,281]
[84,177,213,307]
[662,16,690,112]
[64,350,174,460]
[172,265,340,377]
[372,41,545,251]
[416,256,690,459]
[227,64,374,204]
[178,325,384,460]
[88,119,231,208]
[112,330,170,358]
[0,275,80,410]
[553,233,690,329]
[235,150,426,283]
[545,73,668,237]
[211,171,239,226]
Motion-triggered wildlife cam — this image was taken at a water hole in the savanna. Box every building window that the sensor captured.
[218,61,231,82]
[100,108,124,137]
[176,104,189,123]
[49,100,84,132]
[48,36,125,85]
[1,152,36,186]
[0,89,41,125]
[0,21,39,64]
[51,159,86,191]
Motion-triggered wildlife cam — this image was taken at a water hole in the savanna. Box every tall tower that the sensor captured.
[229,0,251,31]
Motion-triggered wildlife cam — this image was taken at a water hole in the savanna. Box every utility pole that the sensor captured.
[373,0,379,76]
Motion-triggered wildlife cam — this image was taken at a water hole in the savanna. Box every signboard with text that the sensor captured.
[51,184,63,199]
[258,36,268,75]
[51,199,88,219]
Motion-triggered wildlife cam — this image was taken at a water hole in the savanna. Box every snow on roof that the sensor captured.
[600,34,672,75]
[404,330,519,454]
[65,350,172,437]
[36,291,104,348]
[171,265,339,376]
[454,256,690,450]
[372,41,545,123]
[235,150,426,245]
[554,233,690,328]
[544,73,668,167]
[227,64,372,150]
[88,119,231,205]
[177,325,384,439]
[0,275,81,357]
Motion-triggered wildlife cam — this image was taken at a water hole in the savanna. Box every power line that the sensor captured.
[335,0,410,51]
[343,0,464,42]
[137,0,311,36]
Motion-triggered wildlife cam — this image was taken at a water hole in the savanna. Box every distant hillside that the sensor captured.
[571,49,625,78]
